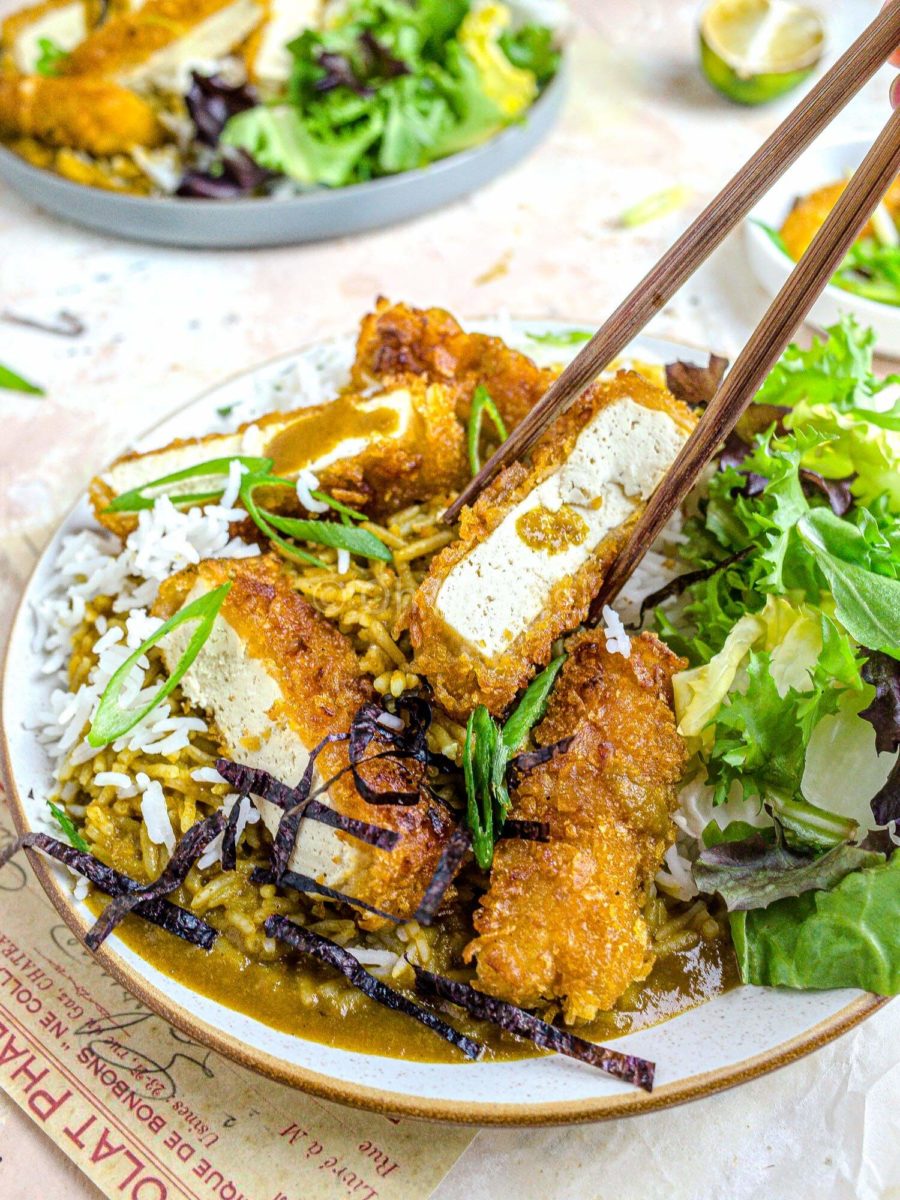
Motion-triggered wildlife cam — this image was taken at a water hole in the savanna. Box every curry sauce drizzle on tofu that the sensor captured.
[466,630,689,1023]
[154,555,455,926]
[90,375,468,536]
[410,371,696,720]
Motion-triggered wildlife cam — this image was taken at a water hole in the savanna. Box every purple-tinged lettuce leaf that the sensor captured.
[860,650,900,754]
[186,72,259,146]
[665,354,728,409]
[693,833,883,911]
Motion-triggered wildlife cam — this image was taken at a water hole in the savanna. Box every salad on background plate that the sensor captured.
[0,0,565,198]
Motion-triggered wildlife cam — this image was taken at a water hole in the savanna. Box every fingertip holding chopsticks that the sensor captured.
[443,0,900,603]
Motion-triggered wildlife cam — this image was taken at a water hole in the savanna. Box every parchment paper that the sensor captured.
[0,794,474,1200]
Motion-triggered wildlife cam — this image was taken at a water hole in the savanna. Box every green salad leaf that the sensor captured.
[694,833,882,912]
[731,852,900,993]
[35,36,68,77]
[223,0,556,188]
[835,237,900,307]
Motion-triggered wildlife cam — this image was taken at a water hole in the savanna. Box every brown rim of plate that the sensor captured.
[0,330,889,1126]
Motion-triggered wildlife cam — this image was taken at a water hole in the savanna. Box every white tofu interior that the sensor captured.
[120,0,264,92]
[435,396,689,659]
[160,583,361,888]
[253,0,323,86]
[12,2,87,72]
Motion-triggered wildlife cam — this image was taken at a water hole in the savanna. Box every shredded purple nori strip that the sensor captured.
[507,737,575,789]
[214,758,399,851]
[221,794,252,872]
[347,696,455,807]
[412,827,471,925]
[0,833,216,950]
[264,916,483,1060]
[502,820,551,843]
[631,546,754,629]
[412,967,655,1091]
[85,813,226,950]
[250,867,403,923]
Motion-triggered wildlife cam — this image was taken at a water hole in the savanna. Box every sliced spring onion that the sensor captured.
[47,800,90,853]
[0,362,44,395]
[88,583,232,747]
[467,385,508,476]
[35,36,68,76]
[105,456,274,514]
[310,490,368,522]
[620,186,691,229]
[501,656,567,753]
[463,659,566,868]
[526,330,592,347]
[262,510,392,563]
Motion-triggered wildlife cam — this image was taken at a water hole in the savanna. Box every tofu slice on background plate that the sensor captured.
[154,556,455,925]
[410,371,696,719]
[246,0,325,90]
[90,377,467,535]
[62,0,266,93]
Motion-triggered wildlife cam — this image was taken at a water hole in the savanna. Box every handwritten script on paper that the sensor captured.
[0,799,474,1200]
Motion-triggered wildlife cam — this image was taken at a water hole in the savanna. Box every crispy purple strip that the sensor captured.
[507,737,575,789]
[250,867,402,923]
[264,916,483,1060]
[215,759,399,851]
[412,827,471,926]
[220,794,250,873]
[413,967,655,1092]
[85,812,226,951]
[502,820,551,843]
[0,833,217,950]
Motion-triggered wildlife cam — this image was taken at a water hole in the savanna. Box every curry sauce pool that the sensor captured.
[97,897,739,1063]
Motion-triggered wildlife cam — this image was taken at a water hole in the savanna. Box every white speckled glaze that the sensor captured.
[0,322,879,1124]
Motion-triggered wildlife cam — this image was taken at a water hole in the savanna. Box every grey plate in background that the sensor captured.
[0,67,565,249]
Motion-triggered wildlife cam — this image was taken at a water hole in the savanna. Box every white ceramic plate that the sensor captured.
[744,137,900,358]
[0,72,565,249]
[0,321,883,1124]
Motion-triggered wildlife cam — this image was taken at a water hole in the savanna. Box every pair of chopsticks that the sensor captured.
[444,1,900,607]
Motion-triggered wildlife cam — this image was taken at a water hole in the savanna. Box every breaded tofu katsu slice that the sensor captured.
[410,372,695,719]
[0,0,133,74]
[465,630,688,1023]
[62,0,264,92]
[154,556,454,923]
[351,298,558,431]
[0,72,162,152]
[91,378,467,536]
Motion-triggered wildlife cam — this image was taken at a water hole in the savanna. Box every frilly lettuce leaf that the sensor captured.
[731,851,900,993]
[457,3,538,118]
[786,399,900,512]
[754,315,886,414]
[223,105,385,186]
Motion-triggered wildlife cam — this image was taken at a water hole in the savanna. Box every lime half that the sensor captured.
[700,0,825,106]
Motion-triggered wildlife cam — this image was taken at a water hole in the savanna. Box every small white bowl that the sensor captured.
[744,138,900,358]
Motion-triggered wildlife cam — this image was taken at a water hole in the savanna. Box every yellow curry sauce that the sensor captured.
[264,392,403,476]
[516,505,590,556]
[101,903,739,1064]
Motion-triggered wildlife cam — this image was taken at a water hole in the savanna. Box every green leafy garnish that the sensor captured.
[222,0,557,188]
[467,384,508,475]
[261,510,393,563]
[0,362,44,395]
[752,219,791,258]
[47,800,90,853]
[216,404,236,418]
[463,657,565,869]
[526,329,592,347]
[731,852,900,993]
[105,456,273,514]
[35,37,69,77]
[88,584,232,748]
[797,508,900,657]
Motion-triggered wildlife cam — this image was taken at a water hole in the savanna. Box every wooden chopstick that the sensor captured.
[593,103,900,611]
[444,0,900,524]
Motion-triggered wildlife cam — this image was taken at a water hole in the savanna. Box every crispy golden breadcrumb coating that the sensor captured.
[409,372,695,719]
[465,630,688,1023]
[154,556,455,924]
[352,297,558,430]
[62,0,260,79]
[0,73,162,153]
